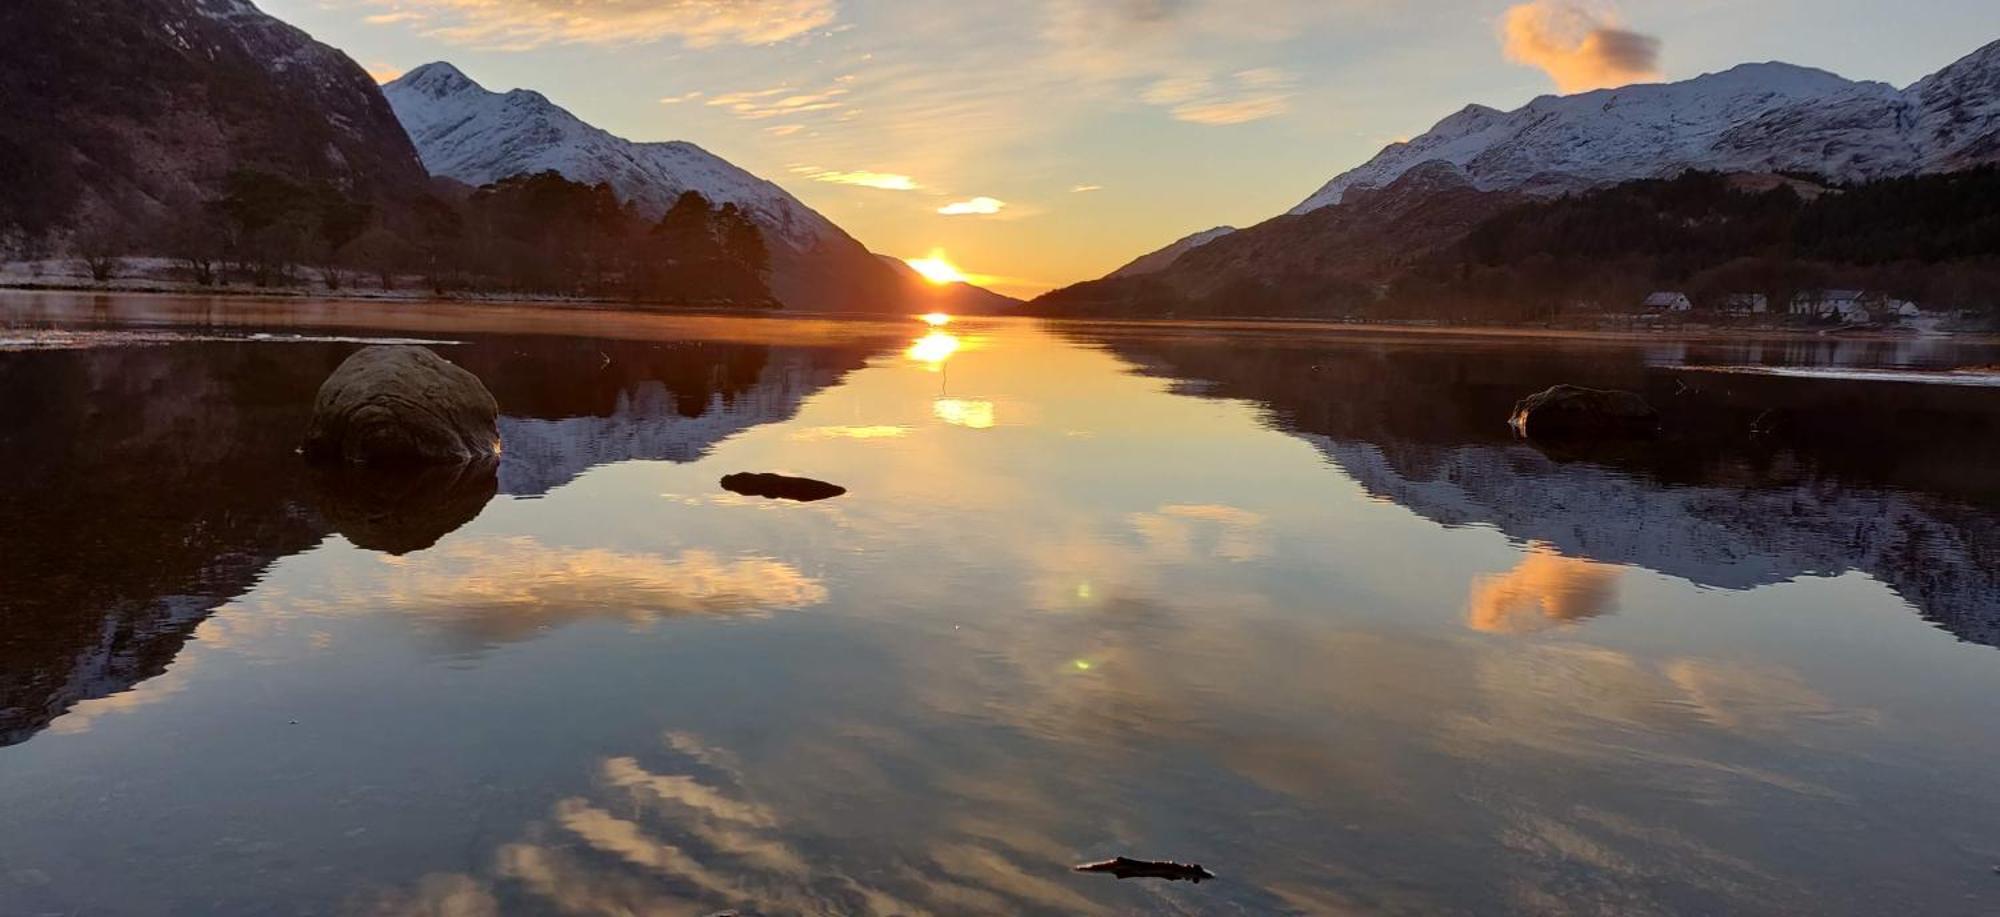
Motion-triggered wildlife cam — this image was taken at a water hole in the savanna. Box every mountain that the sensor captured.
[1293,40,2000,213]
[1031,163,1522,317]
[1107,226,1236,278]
[1046,39,2000,319]
[383,63,908,313]
[877,255,1021,314]
[0,0,429,239]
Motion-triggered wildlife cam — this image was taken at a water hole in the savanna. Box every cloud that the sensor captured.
[365,61,406,83]
[791,167,921,191]
[1070,184,1103,193]
[1141,68,1295,125]
[356,0,838,50]
[1500,1,1662,93]
[707,84,849,120]
[938,197,1006,216]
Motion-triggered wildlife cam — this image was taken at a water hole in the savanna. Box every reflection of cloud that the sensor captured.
[355,0,838,50]
[1130,503,1269,561]
[48,660,192,736]
[360,872,498,917]
[1469,546,1622,633]
[933,399,995,429]
[789,425,910,441]
[1500,1,1662,93]
[1664,659,1875,734]
[237,537,826,647]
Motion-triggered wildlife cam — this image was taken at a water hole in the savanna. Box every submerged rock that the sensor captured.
[1508,385,1658,439]
[302,345,500,464]
[720,472,847,503]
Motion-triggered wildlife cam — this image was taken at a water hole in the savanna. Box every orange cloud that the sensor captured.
[1500,1,1661,93]
[1468,545,1622,634]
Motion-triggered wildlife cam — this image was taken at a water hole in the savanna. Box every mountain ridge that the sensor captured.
[385,61,913,313]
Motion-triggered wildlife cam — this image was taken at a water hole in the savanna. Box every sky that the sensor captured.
[262,0,2000,298]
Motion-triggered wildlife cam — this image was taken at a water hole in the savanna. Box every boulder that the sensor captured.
[720,473,847,503]
[1508,385,1659,439]
[302,346,500,464]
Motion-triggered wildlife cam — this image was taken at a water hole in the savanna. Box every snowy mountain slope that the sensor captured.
[1293,39,2000,213]
[1107,226,1237,278]
[384,63,906,312]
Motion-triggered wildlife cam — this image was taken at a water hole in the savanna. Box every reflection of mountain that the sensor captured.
[1088,332,2000,647]
[0,343,344,746]
[471,341,876,497]
[0,333,885,747]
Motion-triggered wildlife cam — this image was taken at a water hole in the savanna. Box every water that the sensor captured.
[3,292,2000,915]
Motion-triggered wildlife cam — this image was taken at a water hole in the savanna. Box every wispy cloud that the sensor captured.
[791,167,922,191]
[1500,0,1661,93]
[355,0,838,50]
[1070,184,1103,193]
[707,84,850,120]
[938,196,1006,216]
[1142,68,1295,125]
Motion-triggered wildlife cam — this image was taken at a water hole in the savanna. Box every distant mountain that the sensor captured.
[1042,38,2000,320]
[1293,40,2000,212]
[0,0,429,239]
[876,255,1020,314]
[384,63,909,313]
[1032,163,1521,317]
[1107,226,1236,279]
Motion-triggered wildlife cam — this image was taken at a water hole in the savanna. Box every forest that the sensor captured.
[29,170,778,307]
[1387,167,2000,322]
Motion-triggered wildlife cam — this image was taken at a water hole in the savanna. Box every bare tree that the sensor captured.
[72,225,127,282]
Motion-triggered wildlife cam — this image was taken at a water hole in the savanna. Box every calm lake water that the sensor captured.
[3,292,2000,916]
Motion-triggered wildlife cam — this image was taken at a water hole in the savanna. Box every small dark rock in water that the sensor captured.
[1073,857,1216,883]
[721,472,847,503]
[302,345,500,465]
[1508,384,1659,439]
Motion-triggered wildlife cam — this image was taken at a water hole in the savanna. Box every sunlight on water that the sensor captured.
[3,294,2000,915]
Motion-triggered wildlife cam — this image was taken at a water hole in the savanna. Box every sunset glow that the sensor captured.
[905,251,967,285]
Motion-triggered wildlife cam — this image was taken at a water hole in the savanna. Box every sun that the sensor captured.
[905,249,967,285]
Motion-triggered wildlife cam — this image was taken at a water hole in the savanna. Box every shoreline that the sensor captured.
[4,283,1996,348]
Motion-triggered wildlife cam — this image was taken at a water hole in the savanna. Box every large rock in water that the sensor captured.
[1508,385,1659,439]
[302,346,500,464]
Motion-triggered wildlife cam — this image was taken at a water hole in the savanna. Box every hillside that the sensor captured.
[0,0,428,242]
[384,63,910,313]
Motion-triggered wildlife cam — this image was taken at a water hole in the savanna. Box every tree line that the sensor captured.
[1385,168,2000,322]
[14,169,778,306]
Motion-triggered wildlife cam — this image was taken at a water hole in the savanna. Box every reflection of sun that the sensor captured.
[921,312,952,327]
[906,331,961,366]
[905,249,967,285]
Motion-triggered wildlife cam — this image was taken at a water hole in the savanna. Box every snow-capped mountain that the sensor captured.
[384,63,906,312]
[0,0,428,235]
[1107,226,1237,278]
[1293,39,2000,212]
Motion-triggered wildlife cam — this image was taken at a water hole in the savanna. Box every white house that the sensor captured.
[1642,291,1693,312]
[1791,289,1874,323]
[1718,293,1768,314]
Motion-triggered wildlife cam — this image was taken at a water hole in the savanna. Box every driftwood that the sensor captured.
[719,472,847,503]
[1072,857,1215,883]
